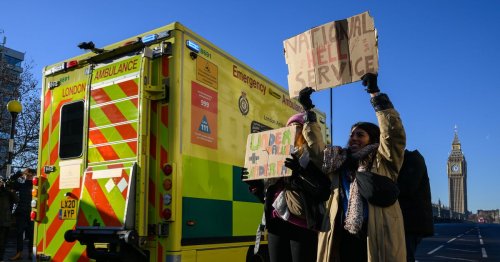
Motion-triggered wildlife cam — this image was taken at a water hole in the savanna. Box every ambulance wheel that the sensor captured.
[246,245,269,262]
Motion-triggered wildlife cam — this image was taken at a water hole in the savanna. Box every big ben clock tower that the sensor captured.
[447,128,468,214]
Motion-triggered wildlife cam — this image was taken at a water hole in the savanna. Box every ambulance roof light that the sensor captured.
[186,40,200,53]
[142,34,158,44]
[66,60,78,69]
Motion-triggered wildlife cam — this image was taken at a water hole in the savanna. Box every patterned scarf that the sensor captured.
[323,143,379,234]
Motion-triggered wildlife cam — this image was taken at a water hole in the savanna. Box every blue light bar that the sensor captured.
[186,40,200,53]
[142,34,158,43]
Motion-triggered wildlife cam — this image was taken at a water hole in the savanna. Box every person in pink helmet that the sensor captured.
[242,87,330,262]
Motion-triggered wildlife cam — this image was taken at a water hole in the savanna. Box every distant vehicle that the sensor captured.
[478,217,485,223]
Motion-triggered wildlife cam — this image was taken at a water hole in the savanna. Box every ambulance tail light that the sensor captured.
[163,179,172,190]
[32,188,38,197]
[30,211,37,221]
[161,208,171,220]
[32,176,39,186]
[31,200,37,208]
[162,164,172,176]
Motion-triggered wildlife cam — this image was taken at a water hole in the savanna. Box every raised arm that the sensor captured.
[362,73,406,175]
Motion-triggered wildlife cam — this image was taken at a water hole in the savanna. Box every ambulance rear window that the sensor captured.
[59,101,84,159]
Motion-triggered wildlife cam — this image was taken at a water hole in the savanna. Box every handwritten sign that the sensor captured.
[284,11,378,97]
[243,126,296,180]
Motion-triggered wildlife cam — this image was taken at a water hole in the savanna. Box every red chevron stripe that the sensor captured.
[43,90,51,112]
[160,147,168,168]
[157,242,164,262]
[161,105,168,127]
[162,56,169,77]
[41,125,49,151]
[76,206,90,227]
[127,141,137,155]
[49,142,59,166]
[46,172,60,207]
[51,239,77,262]
[99,103,127,124]
[118,80,138,97]
[150,133,157,160]
[45,188,79,248]
[77,250,89,262]
[115,123,138,140]
[131,97,138,108]
[108,163,125,169]
[97,145,121,161]
[84,174,122,227]
[91,87,112,104]
[77,249,89,262]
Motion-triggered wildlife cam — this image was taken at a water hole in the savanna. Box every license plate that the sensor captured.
[60,198,78,220]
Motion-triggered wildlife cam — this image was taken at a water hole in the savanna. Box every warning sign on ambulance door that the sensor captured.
[191,81,218,149]
[60,197,78,220]
[196,56,218,90]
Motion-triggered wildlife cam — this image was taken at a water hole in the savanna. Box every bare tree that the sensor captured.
[0,58,40,172]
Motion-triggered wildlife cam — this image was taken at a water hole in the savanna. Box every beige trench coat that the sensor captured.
[317,107,407,262]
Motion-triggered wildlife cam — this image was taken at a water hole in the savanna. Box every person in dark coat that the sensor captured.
[397,149,434,262]
[0,177,18,262]
[9,168,35,261]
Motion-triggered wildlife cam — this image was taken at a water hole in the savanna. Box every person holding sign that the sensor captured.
[317,73,407,262]
[242,90,330,262]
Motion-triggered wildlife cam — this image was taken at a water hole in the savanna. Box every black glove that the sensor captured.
[241,167,263,192]
[298,87,315,111]
[284,154,302,175]
[361,73,380,94]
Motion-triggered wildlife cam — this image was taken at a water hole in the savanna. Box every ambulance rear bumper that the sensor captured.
[65,229,147,262]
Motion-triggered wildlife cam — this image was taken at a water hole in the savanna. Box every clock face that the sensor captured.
[452,164,459,172]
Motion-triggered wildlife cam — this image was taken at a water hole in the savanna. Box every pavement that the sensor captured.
[2,228,33,262]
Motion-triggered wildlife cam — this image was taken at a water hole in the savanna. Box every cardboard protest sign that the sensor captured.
[284,11,378,97]
[243,126,296,180]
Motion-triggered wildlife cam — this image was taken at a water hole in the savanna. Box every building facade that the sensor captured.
[477,209,500,224]
[447,129,468,214]
[0,37,25,176]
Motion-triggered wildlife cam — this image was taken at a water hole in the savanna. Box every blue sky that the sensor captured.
[2,0,499,212]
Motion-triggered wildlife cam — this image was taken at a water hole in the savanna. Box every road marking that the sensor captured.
[482,248,488,258]
[458,234,463,237]
[434,255,477,262]
[480,238,483,245]
[428,245,444,255]
[446,248,477,253]
[447,237,457,243]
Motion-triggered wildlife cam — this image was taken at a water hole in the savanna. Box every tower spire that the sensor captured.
[452,125,460,145]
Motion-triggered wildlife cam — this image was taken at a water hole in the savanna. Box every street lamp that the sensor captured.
[5,100,22,178]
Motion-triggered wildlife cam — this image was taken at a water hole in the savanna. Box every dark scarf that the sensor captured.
[323,143,379,234]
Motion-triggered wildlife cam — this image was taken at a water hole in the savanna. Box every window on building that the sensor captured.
[59,101,84,159]
[4,55,22,67]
